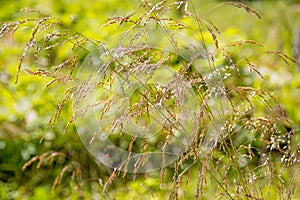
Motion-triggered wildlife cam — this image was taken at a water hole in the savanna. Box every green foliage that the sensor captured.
[1,0,300,199]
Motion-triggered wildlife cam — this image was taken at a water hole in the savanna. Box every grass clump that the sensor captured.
[1,0,299,199]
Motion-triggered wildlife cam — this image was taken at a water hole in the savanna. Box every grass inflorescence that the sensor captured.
[1,0,299,199]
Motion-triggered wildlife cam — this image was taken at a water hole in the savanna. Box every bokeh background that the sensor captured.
[0,0,300,199]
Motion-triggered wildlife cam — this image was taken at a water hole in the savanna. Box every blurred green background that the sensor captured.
[0,0,300,199]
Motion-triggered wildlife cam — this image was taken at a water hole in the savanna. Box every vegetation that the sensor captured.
[0,0,299,199]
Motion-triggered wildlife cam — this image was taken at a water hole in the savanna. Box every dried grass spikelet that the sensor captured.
[16,17,57,84]
[227,2,261,19]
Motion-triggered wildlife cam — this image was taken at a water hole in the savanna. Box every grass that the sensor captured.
[0,0,300,199]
